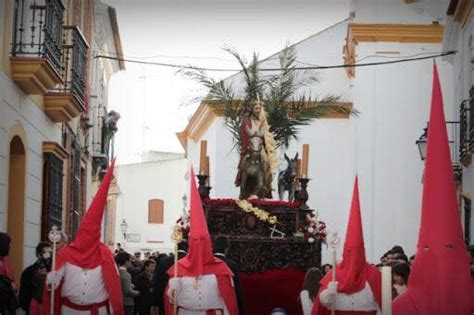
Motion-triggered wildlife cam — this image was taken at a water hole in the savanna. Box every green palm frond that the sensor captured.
[180,46,357,151]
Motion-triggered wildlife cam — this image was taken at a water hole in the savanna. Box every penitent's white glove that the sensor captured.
[167,278,181,302]
[319,281,338,307]
[46,271,62,290]
[327,281,338,295]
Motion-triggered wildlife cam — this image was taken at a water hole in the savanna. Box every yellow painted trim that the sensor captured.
[43,92,85,122]
[10,57,63,94]
[108,7,125,70]
[6,121,27,280]
[2,0,13,76]
[177,101,353,151]
[344,23,444,78]
[43,141,69,160]
[453,0,473,27]
[375,51,401,55]
[349,23,444,43]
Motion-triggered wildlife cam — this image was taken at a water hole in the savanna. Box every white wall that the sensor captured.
[115,158,187,254]
[352,0,442,24]
[352,41,454,261]
[0,72,63,267]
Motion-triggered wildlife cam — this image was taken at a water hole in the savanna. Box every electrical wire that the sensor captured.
[93,50,456,72]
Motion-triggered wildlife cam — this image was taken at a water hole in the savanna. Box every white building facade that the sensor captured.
[112,152,187,254]
[179,0,472,264]
[0,0,124,281]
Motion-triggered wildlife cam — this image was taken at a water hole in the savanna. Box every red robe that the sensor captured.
[311,264,381,315]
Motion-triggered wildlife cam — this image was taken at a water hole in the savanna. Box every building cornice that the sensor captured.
[344,23,444,78]
[448,0,472,27]
[107,7,125,70]
[176,101,353,151]
[43,141,69,160]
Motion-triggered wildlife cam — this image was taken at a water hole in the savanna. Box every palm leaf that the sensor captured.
[180,45,357,151]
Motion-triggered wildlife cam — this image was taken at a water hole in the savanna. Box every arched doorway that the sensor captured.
[7,135,26,281]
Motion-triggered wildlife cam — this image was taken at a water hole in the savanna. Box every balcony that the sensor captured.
[10,0,64,94]
[460,86,473,166]
[470,86,474,153]
[92,110,120,178]
[44,25,89,122]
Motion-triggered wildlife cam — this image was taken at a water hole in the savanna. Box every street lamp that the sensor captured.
[416,127,428,161]
[416,123,463,183]
[120,219,128,240]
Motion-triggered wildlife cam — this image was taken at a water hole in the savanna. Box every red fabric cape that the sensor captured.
[311,264,381,315]
[164,273,238,315]
[42,245,123,315]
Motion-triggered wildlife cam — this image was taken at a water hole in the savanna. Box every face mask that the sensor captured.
[42,251,51,260]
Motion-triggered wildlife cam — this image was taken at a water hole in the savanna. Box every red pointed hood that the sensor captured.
[319,177,375,295]
[170,168,232,277]
[57,159,115,269]
[337,176,370,293]
[393,64,471,315]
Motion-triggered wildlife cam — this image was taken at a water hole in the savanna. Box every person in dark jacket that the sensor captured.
[213,236,245,315]
[133,259,156,315]
[116,252,140,315]
[151,240,188,315]
[19,241,52,314]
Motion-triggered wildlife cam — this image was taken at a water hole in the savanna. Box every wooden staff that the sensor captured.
[328,232,340,315]
[171,225,183,315]
[48,226,62,315]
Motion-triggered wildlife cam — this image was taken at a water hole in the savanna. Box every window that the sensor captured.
[148,199,164,224]
[70,138,82,237]
[463,196,472,244]
[41,153,64,240]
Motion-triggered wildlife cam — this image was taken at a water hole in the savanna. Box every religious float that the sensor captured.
[177,47,353,314]
[177,170,326,314]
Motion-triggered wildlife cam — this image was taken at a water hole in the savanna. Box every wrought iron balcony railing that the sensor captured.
[460,99,469,160]
[459,86,473,165]
[11,0,64,75]
[55,25,89,106]
[470,86,474,152]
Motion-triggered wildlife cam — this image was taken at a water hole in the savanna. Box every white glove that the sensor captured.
[319,281,338,307]
[167,278,181,302]
[327,281,338,295]
[47,271,62,289]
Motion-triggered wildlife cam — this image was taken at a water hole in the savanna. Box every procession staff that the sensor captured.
[165,168,238,315]
[44,160,123,315]
[311,177,381,315]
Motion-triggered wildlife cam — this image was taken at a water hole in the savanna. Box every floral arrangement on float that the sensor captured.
[235,199,279,225]
[176,213,190,238]
[203,198,301,208]
[295,210,327,244]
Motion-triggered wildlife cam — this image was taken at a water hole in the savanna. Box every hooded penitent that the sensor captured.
[166,168,238,314]
[311,177,381,315]
[393,64,472,315]
[44,160,123,315]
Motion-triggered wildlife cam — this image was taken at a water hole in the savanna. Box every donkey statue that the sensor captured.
[278,153,298,201]
[239,136,267,199]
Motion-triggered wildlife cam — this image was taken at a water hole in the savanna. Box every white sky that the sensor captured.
[108,0,350,164]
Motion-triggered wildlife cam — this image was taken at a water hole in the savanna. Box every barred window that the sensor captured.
[70,139,81,237]
[148,199,164,224]
[41,153,64,240]
[463,197,472,244]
